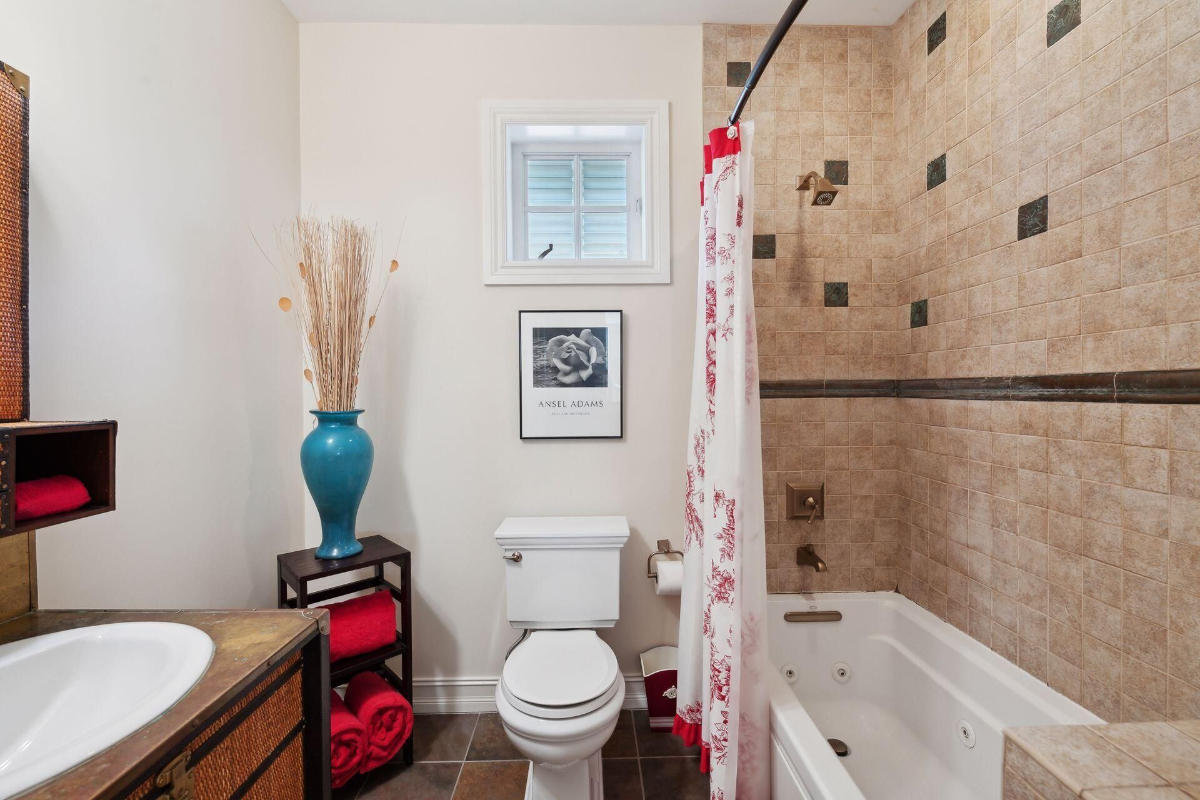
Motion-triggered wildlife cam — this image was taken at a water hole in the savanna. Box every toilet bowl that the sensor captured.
[495,630,625,800]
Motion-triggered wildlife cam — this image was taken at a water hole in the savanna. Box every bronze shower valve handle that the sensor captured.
[804,496,820,524]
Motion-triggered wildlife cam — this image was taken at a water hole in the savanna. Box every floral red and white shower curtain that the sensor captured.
[674,121,770,800]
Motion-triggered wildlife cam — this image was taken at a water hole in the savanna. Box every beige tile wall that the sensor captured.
[899,398,1200,721]
[888,0,1200,722]
[702,23,898,383]
[890,0,1200,378]
[761,397,906,592]
[703,23,908,591]
[704,0,1200,720]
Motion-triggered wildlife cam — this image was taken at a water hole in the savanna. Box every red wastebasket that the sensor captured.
[640,646,678,732]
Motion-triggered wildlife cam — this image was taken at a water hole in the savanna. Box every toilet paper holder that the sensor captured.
[647,539,683,579]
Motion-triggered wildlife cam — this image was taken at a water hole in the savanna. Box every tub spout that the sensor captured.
[797,544,827,572]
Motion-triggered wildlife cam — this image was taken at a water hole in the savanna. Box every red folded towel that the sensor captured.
[326,590,396,663]
[329,690,366,788]
[13,475,91,521]
[344,671,413,772]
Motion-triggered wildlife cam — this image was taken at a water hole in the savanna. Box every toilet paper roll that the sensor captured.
[654,559,683,596]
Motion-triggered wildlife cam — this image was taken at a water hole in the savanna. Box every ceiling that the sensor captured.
[280,0,911,28]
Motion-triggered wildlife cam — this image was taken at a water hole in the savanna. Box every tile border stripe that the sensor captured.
[759,370,1200,403]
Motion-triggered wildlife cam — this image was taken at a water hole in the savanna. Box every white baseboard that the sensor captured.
[412,673,647,715]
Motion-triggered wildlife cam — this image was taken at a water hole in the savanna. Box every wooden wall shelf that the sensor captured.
[0,420,117,536]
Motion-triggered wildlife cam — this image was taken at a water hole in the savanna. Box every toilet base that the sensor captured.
[523,751,603,800]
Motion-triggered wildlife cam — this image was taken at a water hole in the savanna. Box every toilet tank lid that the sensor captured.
[495,515,630,548]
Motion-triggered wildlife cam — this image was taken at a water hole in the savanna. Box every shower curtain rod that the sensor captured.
[728,0,811,125]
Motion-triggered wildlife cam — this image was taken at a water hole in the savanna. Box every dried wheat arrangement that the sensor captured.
[269,215,398,411]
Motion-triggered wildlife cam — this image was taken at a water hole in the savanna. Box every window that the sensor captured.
[516,152,637,262]
[482,101,671,284]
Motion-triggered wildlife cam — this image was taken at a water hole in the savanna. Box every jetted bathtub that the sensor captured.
[768,593,1101,800]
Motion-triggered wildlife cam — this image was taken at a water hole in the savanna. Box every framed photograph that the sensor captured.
[519,310,622,439]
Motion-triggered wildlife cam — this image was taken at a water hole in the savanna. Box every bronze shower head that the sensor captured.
[797,171,838,206]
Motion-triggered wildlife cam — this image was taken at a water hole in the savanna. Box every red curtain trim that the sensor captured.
[702,125,742,205]
[671,715,712,774]
[708,123,742,159]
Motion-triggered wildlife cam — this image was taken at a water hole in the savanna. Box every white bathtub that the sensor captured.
[767,593,1101,800]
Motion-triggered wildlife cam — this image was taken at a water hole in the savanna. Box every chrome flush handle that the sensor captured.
[502,551,523,563]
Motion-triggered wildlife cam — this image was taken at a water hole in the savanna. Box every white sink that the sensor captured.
[0,622,214,799]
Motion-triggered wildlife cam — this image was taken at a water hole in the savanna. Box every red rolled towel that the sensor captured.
[325,590,397,663]
[13,476,91,521]
[329,690,366,788]
[344,671,413,772]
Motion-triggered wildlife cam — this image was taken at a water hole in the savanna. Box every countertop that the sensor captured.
[0,608,326,800]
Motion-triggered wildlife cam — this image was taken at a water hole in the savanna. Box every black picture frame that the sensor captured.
[518,310,623,440]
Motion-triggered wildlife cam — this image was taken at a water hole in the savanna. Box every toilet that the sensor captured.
[494,516,630,800]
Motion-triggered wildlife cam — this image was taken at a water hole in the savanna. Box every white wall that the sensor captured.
[0,0,305,608]
[299,24,702,681]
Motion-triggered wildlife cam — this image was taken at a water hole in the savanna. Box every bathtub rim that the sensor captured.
[767,591,1103,727]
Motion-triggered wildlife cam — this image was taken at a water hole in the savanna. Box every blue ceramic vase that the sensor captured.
[301,410,374,559]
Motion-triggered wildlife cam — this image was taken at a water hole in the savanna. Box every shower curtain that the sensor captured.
[674,121,769,800]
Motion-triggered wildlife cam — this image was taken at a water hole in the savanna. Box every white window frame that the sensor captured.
[512,146,641,263]
[482,99,671,285]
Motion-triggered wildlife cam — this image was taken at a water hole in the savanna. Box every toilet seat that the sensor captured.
[501,630,619,720]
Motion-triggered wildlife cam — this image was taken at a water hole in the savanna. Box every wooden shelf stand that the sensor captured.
[277,534,414,765]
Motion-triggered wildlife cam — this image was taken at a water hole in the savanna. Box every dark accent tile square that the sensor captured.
[824,282,849,307]
[753,234,776,260]
[602,710,638,758]
[640,757,709,799]
[911,299,929,328]
[927,153,947,191]
[726,61,752,87]
[453,761,529,800]
[413,713,478,762]
[824,159,849,186]
[1047,0,1082,47]
[1018,195,1049,240]
[602,759,645,800]
[360,762,462,800]
[465,713,525,761]
[632,710,700,757]
[927,11,947,54]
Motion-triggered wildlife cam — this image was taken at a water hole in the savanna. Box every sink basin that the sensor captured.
[0,622,213,798]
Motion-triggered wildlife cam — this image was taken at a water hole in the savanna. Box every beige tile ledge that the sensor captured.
[1082,788,1197,799]
[1005,722,1200,800]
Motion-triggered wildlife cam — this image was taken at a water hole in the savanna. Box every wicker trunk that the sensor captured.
[120,653,311,800]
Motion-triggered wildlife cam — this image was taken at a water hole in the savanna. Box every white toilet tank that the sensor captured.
[495,516,630,629]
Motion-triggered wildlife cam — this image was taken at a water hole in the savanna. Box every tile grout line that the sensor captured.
[465,712,483,761]
[631,710,647,800]
[450,761,466,800]
[444,714,480,796]
[450,712,481,799]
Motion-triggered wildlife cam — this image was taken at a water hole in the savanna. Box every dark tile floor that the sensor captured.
[333,710,708,800]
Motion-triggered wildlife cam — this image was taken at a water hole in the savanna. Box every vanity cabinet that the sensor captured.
[2,609,331,800]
